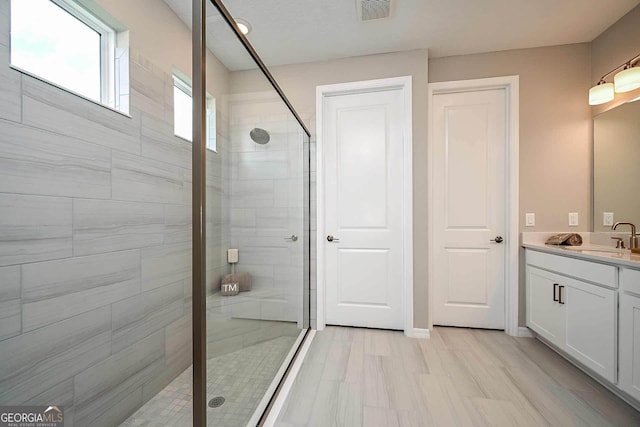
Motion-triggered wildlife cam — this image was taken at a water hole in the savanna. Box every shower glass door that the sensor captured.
[203,1,310,425]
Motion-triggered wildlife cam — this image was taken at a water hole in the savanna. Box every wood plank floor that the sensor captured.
[276,326,640,426]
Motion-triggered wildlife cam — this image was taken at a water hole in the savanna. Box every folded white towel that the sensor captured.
[221,272,251,292]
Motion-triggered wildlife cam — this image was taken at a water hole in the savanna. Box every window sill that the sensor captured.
[11,65,132,119]
[173,133,218,153]
[174,134,192,144]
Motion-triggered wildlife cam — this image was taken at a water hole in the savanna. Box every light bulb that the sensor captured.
[235,19,251,35]
[614,66,640,93]
[589,82,614,106]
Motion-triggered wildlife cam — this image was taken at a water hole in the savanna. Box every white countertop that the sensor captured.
[523,242,640,269]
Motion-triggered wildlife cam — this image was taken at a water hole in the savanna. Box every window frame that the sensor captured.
[173,74,194,143]
[206,98,217,153]
[51,0,117,107]
[10,0,124,113]
[173,73,193,99]
[172,73,217,152]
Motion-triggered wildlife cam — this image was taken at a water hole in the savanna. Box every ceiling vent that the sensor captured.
[357,0,392,21]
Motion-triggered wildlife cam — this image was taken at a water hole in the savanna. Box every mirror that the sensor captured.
[593,99,640,231]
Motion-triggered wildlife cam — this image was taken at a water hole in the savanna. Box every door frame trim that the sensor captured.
[315,76,414,335]
[427,76,520,336]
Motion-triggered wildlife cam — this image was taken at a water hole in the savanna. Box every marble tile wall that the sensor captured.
[0,4,230,424]
[227,94,306,324]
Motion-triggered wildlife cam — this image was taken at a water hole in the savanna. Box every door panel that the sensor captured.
[526,266,563,345]
[337,107,388,228]
[433,89,506,329]
[323,88,404,330]
[446,248,489,304]
[445,105,490,228]
[563,278,617,382]
[338,249,389,306]
[620,292,640,399]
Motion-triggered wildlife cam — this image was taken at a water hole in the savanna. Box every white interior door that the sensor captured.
[322,88,405,330]
[432,88,507,329]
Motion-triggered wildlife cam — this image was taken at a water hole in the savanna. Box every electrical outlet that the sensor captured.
[525,213,535,227]
[604,212,614,227]
[568,212,579,227]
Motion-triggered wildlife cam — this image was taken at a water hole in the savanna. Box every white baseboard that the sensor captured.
[405,328,430,339]
[517,326,534,337]
[263,329,316,426]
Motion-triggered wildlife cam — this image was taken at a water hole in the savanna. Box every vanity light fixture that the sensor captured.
[589,53,640,105]
[614,62,640,93]
[235,18,251,35]
[589,80,614,106]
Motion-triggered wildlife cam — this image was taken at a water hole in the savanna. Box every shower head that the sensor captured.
[250,128,270,145]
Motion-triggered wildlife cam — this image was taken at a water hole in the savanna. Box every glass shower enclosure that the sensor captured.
[200,1,311,424]
[0,0,310,425]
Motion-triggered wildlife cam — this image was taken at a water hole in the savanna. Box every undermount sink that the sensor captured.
[575,250,628,258]
[561,246,629,254]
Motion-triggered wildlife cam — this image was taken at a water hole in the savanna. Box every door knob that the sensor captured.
[284,234,298,242]
[490,236,504,243]
[327,235,340,242]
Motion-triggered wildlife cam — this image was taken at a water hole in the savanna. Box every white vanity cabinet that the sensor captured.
[619,268,640,400]
[526,250,617,383]
[526,266,564,344]
[562,276,617,382]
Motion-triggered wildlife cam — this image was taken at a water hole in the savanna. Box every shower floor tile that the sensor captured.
[120,335,298,427]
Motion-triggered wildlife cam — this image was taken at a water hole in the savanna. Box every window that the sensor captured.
[173,76,193,142]
[173,74,217,151]
[10,0,127,112]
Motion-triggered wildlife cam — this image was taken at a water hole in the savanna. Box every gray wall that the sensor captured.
[230,49,430,329]
[430,44,593,327]
[228,7,640,331]
[591,4,640,231]
[429,2,640,325]
[430,43,593,233]
[227,93,305,323]
[593,101,640,231]
[0,0,230,425]
[591,3,640,115]
[592,3,640,79]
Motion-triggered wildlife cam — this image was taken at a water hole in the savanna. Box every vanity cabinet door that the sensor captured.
[526,266,563,346]
[620,292,640,400]
[562,277,617,383]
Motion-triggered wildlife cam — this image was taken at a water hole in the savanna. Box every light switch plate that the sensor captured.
[568,212,579,227]
[603,212,614,227]
[525,213,535,227]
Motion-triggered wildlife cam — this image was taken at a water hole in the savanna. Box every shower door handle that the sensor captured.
[284,234,298,242]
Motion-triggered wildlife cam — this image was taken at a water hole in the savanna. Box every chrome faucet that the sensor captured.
[612,222,638,249]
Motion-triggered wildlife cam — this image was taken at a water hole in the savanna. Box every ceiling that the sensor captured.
[164,0,640,71]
